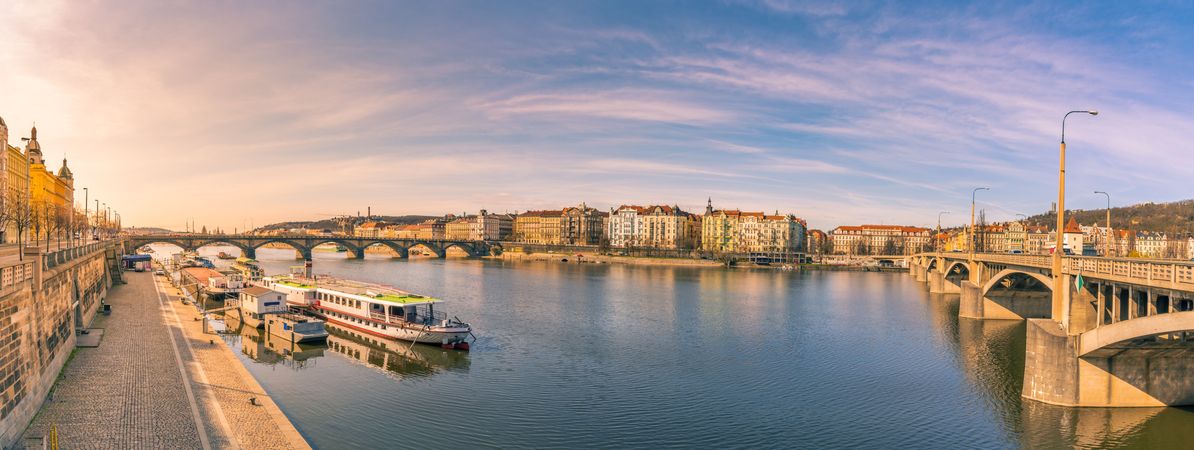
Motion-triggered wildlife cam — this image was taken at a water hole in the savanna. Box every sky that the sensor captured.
[2,0,1193,232]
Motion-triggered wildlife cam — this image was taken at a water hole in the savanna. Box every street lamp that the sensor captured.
[970,187,990,259]
[1055,109,1098,323]
[1016,214,1027,252]
[937,211,950,253]
[1095,190,1111,257]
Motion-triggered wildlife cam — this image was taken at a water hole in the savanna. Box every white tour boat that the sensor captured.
[262,273,473,350]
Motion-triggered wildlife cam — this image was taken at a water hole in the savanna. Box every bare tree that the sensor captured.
[854,239,870,256]
[975,209,989,253]
[8,191,31,256]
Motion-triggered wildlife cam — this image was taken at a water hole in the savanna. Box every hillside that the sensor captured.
[1023,199,1194,234]
[254,215,436,233]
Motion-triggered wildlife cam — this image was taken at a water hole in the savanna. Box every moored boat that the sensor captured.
[180,267,246,301]
[310,276,473,350]
[231,257,265,284]
[237,286,289,328]
[265,313,328,344]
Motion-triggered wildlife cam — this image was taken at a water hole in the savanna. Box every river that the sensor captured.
[154,245,1194,449]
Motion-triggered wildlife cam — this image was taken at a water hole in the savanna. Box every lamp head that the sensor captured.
[1088,110,1099,116]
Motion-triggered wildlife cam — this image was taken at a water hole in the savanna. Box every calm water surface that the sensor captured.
[164,246,1194,449]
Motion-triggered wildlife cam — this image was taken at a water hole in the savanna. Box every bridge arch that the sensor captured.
[443,242,479,257]
[408,242,443,258]
[191,239,253,256]
[945,261,971,278]
[1079,311,1194,357]
[130,239,193,253]
[360,241,409,258]
[981,268,1053,297]
[253,238,312,260]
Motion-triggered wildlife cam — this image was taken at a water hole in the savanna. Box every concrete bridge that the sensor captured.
[909,252,1194,407]
[125,234,502,260]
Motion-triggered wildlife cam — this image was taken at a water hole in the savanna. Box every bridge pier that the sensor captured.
[928,270,961,294]
[913,264,927,283]
[347,248,364,259]
[244,248,256,260]
[959,280,1051,320]
[1023,318,1194,407]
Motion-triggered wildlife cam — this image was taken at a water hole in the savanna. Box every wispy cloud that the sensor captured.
[2,1,1192,230]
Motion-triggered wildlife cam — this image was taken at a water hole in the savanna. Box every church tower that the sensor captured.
[26,125,43,166]
[58,158,74,188]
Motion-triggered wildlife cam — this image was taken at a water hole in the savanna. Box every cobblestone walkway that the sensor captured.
[22,272,206,449]
[157,275,310,450]
[20,272,310,449]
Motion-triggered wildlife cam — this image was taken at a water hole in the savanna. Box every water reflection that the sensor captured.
[924,288,1194,448]
[152,244,1194,448]
[324,322,470,379]
[222,314,325,370]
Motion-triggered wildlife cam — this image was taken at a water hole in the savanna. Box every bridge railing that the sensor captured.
[1065,256,1194,286]
[972,253,1051,268]
[45,241,111,270]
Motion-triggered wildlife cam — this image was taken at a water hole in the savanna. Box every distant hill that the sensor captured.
[124,226,176,235]
[255,215,437,233]
[1023,199,1194,234]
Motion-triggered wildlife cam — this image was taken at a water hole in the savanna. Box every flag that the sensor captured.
[1074,272,1084,290]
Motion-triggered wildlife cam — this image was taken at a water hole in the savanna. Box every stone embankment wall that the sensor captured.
[0,245,114,447]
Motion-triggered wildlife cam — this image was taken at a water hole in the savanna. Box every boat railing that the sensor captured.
[367,310,450,327]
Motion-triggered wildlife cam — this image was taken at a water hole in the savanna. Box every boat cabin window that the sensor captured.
[388,305,404,317]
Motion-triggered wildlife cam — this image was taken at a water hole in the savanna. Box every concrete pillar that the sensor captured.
[1111,284,1121,324]
[347,248,364,259]
[1096,283,1105,327]
[914,264,927,282]
[244,248,257,260]
[959,281,983,319]
[928,270,945,293]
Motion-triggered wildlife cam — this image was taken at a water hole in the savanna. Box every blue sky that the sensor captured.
[2,1,1193,231]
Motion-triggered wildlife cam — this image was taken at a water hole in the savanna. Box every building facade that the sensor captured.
[607,205,700,249]
[0,122,74,244]
[830,224,931,255]
[514,204,605,245]
[701,200,806,254]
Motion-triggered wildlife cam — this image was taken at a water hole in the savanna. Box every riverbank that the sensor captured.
[495,251,724,268]
[20,271,309,449]
[493,251,908,271]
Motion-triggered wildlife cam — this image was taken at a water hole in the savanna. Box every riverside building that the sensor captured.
[701,199,807,254]
[607,205,700,249]
[830,224,930,255]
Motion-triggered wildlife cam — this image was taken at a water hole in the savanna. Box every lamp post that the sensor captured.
[1054,109,1098,325]
[1016,214,1027,252]
[1095,191,1111,257]
[83,187,88,246]
[970,187,989,260]
[937,211,950,253]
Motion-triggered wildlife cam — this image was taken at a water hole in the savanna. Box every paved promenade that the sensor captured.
[20,272,310,449]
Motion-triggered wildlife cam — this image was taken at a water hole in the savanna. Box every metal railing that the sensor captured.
[915,252,1194,287]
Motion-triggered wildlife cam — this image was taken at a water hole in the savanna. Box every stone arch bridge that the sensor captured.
[125,234,502,260]
[908,252,1194,407]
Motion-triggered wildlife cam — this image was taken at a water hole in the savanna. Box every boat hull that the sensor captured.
[319,312,471,347]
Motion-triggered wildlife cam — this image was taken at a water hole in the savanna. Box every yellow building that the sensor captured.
[701,200,806,253]
[513,210,563,244]
[444,217,473,241]
[23,126,75,242]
